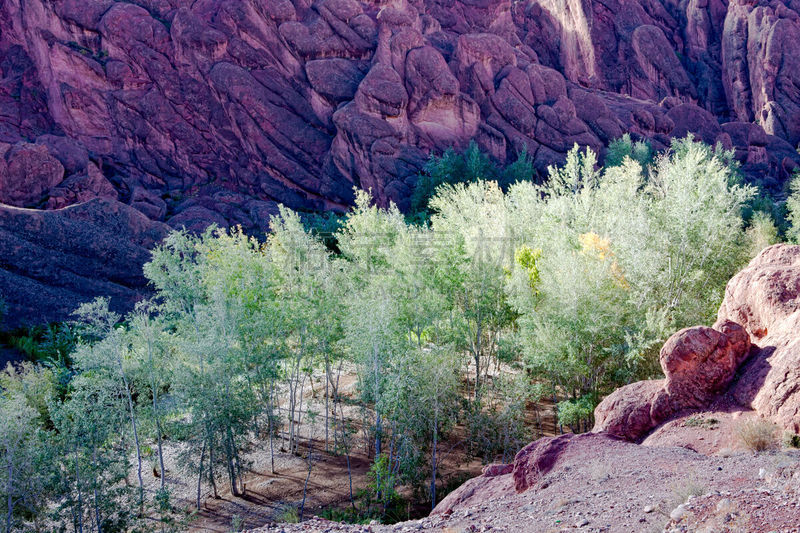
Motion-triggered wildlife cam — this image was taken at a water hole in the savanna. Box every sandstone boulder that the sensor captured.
[720,244,800,432]
[46,163,118,209]
[595,244,800,439]
[0,143,64,207]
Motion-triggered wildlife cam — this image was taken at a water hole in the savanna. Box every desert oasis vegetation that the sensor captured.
[1,1,800,532]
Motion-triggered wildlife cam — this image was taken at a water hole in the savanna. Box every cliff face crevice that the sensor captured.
[3,1,800,324]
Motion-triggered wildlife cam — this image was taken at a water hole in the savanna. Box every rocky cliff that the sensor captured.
[3,0,800,324]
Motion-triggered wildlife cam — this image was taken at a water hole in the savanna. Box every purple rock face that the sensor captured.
[2,0,800,324]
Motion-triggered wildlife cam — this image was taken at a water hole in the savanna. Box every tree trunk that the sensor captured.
[74,441,84,533]
[91,444,102,533]
[299,438,313,521]
[6,453,14,533]
[430,407,438,510]
[267,409,276,475]
[116,352,144,513]
[208,438,219,499]
[196,441,206,511]
[146,325,167,489]
[324,354,330,453]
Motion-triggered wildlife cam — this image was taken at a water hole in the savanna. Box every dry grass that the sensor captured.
[735,418,779,452]
[657,478,706,517]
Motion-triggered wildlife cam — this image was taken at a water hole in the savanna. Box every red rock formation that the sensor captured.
[719,244,800,433]
[3,0,800,323]
[2,0,799,218]
[595,244,800,440]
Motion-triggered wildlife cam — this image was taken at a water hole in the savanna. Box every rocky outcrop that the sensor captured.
[2,0,800,219]
[720,244,800,433]
[4,0,800,323]
[594,321,751,441]
[0,198,169,327]
[595,244,800,440]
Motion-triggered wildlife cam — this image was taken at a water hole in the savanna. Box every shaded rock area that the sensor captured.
[3,0,800,323]
[0,199,169,327]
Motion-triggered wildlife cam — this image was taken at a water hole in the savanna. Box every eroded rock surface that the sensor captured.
[0,199,169,327]
[720,244,800,433]
[2,0,800,218]
[4,1,800,322]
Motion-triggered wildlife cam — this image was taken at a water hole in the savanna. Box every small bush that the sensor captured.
[782,431,800,449]
[684,417,719,428]
[735,418,779,452]
[658,479,705,517]
[278,505,299,524]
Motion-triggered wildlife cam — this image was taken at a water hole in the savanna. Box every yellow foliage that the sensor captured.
[578,232,629,289]
[515,245,542,290]
[578,231,612,260]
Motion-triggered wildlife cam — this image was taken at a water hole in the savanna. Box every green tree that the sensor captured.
[410,141,533,222]
[49,372,137,533]
[429,181,516,403]
[0,390,49,532]
[72,298,146,513]
[787,172,800,243]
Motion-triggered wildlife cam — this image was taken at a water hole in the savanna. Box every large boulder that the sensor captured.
[720,244,800,432]
[0,143,65,207]
[595,244,800,440]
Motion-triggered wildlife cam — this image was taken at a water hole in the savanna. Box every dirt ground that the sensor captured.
[140,365,529,532]
[251,409,800,533]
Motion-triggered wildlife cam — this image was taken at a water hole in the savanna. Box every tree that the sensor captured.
[787,172,800,243]
[0,390,48,532]
[49,372,137,533]
[72,298,146,514]
[504,138,756,426]
[429,181,516,403]
[127,302,170,492]
[410,141,533,222]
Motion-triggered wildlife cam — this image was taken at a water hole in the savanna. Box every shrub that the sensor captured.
[735,417,779,452]
[684,417,719,428]
[557,395,595,432]
[658,479,706,517]
[278,506,299,524]
[782,431,800,449]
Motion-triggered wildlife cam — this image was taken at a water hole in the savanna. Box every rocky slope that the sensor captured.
[252,243,800,532]
[4,0,800,323]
